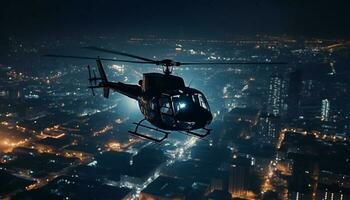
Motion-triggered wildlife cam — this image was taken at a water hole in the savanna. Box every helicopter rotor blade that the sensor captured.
[178,61,288,66]
[83,46,157,63]
[43,54,155,64]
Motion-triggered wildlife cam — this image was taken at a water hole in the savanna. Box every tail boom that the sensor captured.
[93,58,141,99]
[103,82,141,100]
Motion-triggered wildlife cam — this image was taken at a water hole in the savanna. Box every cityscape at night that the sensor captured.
[1,1,350,200]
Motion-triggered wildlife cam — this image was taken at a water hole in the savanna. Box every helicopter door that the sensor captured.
[159,96,175,126]
[147,97,158,119]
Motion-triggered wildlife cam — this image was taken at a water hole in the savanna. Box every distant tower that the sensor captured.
[267,74,286,116]
[287,70,303,120]
[321,99,330,121]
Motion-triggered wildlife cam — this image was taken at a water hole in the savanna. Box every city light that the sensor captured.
[0,24,349,200]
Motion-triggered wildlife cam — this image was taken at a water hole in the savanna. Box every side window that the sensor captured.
[150,97,157,111]
[192,94,200,105]
[198,94,208,109]
[194,93,210,111]
[159,97,173,115]
[171,95,181,112]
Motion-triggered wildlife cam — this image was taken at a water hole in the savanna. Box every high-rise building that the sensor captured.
[321,99,330,121]
[228,156,251,197]
[267,74,287,117]
[229,164,247,196]
[257,114,281,141]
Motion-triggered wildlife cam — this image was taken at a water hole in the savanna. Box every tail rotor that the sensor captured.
[87,65,102,96]
[86,59,110,98]
[96,58,110,98]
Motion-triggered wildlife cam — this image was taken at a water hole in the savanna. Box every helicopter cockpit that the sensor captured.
[158,89,211,129]
[171,92,210,113]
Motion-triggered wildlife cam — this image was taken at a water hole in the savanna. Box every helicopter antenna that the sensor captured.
[163,65,173,75]
[188,79,194,87]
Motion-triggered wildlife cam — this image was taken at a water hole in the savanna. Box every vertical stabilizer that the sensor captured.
[96,59,110,98]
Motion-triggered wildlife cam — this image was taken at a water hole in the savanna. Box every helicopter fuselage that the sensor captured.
[45,46,286,141]
[108,73,213,131]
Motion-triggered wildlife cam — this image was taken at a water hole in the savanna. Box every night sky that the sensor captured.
[1,0,350,39]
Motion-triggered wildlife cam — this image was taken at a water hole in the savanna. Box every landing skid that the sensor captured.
[128,119,169,142]
[128,119,211,142]
[184,127,211,138]
[177,127,211,141]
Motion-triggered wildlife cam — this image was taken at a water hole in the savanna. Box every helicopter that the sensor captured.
[45,46,286,142]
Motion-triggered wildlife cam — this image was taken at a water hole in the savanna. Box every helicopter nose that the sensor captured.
[192,109,212,127]
[201,109,213,125]
[175,106,212,127]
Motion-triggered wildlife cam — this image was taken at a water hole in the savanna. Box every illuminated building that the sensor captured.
[107,142,122,151]
[257,113,281,141]
[316,170,350,200]
[228,164,249,198]
[321,99,330,122]
[221,108,259,143]
[288,191,312,200]
[267,74,287,117]
[209,171,227,193]
[228,156,251,198]
[209,178,224,193]
[315,188,349,200]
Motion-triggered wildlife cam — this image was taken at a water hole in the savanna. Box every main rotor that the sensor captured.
[44,46,287,75]
[155,59,180,75]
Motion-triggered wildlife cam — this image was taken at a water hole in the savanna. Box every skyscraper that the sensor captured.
[321,99,330,121]
[267,74,287,117]
[229,165,246,196]
[257,114,281,140]
[228,156,252,198]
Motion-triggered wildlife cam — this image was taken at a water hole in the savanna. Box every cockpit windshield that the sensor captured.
[172,94,190,113]
[193,93,209,110]
[171,92,210,113]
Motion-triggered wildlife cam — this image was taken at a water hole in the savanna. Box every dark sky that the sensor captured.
[1,0,350,39]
